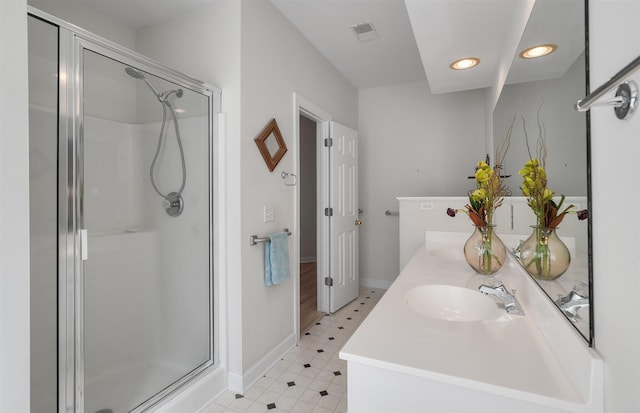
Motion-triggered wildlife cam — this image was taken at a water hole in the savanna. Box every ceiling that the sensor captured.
[33,0,584,93]
[272,0,585,93]
[270,0,426,90]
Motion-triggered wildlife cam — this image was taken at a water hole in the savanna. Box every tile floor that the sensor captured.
[202,287,385,413]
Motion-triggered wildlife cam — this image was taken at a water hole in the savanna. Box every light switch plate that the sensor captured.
[420,202,434,211]
[264,205,274,223]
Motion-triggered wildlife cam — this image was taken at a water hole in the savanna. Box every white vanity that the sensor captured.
[339,229,602,412]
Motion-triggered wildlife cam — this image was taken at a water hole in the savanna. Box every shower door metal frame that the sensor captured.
[38,7,222,412]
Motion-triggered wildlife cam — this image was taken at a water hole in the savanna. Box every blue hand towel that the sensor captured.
[264,232,290,286]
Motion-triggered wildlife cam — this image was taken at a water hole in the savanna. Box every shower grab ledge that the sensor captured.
[250,228,291,246]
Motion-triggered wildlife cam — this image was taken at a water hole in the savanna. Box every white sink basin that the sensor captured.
[404,284,502,322]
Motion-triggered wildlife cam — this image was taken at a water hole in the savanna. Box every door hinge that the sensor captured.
[324,207,333,217]
[324,277,334,287]
[324,138,333,147]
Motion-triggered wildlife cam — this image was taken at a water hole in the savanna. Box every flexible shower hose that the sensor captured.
[149,98,186,199]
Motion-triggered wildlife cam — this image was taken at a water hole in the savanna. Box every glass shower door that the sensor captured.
[80,47,213,413]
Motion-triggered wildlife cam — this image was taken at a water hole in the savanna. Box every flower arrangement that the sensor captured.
[447,123,512,275]
[517,112,587,279]
[518,112,588,228]
[447,119,512,227]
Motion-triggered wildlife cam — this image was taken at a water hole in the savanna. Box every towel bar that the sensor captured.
[575,54,640,119]
[250,228,291,246]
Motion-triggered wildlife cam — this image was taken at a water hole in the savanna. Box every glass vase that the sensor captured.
[519,226,571,280]
[463,225,507,275]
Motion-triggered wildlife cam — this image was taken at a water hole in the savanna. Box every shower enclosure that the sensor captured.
[28,11,220,413]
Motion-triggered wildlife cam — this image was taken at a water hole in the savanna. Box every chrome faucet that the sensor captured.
[479,284,525,316]
[556,289,589,323]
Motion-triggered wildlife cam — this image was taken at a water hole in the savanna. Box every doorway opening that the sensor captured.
[299,114,324,333]
[293,93,359,341]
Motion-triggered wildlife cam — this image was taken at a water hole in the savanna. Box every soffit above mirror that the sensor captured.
[405,0,532,94]
[505,0,585,85]
[406,0,585,94]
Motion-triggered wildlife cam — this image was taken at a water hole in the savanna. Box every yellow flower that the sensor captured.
[471,189,486,202]
[475,162,492,183]
[543,188,554,201]
[519,158,542,177]
[523,176,535,189]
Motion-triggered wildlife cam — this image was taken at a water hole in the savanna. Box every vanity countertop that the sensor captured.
[339,235,602,412]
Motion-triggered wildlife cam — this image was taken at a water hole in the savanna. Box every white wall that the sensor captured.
[590,1,640,412]
[0,0,30,411]
[240,0,358,374]
[358,81,486,287]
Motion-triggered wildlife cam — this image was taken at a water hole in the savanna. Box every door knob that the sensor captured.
[355,219,362,226]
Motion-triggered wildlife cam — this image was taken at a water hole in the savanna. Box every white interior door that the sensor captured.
[328,121,359,313]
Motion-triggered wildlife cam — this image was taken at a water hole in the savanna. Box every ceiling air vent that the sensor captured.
[350,21,379,42]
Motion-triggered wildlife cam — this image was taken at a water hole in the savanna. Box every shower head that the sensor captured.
[125,67,183,102]
[125,67,162,100]
[125,67,145,79]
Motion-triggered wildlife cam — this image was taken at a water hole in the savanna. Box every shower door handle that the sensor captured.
[80,229,88,261]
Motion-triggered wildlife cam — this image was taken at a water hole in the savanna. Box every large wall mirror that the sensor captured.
[493,0,592,343]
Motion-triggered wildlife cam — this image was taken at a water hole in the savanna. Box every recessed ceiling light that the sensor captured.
[449,57,480,70]
[350,21,379,42]
[519,44,558,59]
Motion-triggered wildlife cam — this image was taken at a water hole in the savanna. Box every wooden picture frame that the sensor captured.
[254,118,287,172]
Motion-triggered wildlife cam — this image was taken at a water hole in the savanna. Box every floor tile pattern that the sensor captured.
[202,287,385,413]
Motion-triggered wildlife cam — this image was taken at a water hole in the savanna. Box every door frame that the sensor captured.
[292,93,331,342]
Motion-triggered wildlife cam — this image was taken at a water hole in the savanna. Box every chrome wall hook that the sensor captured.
[281,171,297,186]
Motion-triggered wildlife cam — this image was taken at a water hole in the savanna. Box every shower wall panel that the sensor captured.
[84,231,163,413]
[84,117,146,234]
[135,115,211,368]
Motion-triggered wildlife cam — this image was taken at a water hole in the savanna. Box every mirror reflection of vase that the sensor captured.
[463,225,507,275]
[519,226,571,280]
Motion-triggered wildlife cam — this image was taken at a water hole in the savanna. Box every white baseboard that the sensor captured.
[300,256,317,263]
[227,371,243,395]
[359,277,393,290]
[228,333,297,394]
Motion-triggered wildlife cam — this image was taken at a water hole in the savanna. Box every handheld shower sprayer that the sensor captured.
[125,67,187,217]
[125,67,183,103]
